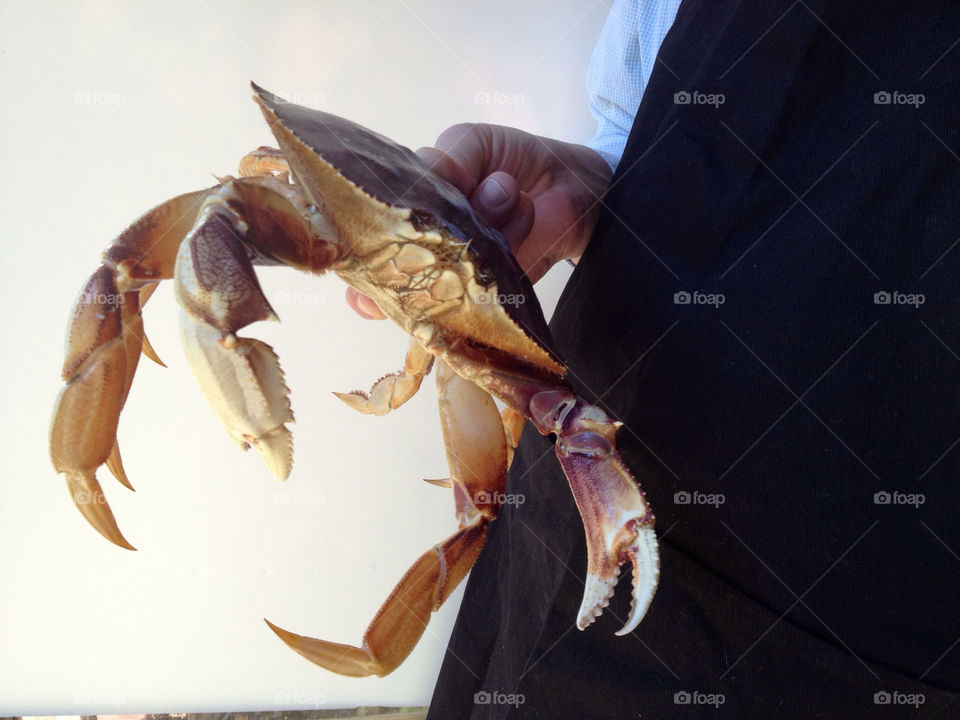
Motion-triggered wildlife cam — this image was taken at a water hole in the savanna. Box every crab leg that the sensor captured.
[171,174,344,477]
[539,396,658,635]
[441,347,659,636]
[50,189,215,548]
[266,359,505,677]
[333,338,434,415]
[52,176,342,548]
[174,191,296,480]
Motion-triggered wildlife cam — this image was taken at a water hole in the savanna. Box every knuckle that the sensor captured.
[436,122,479,150]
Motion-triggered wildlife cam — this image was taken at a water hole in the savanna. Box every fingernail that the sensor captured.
[478,177,509,209]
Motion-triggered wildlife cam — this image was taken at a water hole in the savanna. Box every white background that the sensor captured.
[0,0,608,713]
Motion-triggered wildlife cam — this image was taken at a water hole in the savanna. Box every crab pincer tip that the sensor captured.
[614,525,659,636]
[263,618,286,637]
[66,471,137,551]
[576,570,619,631]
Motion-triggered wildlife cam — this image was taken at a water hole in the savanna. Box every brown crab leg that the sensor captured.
[266,360,506,676]
[52,175,343,549]
[333,338,434,415]
[104,284,167,491]
[50,189,215,549]
[441,346,659,636]
[265,523,486,677]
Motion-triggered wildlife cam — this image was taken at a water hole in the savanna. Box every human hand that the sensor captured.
[345,122,612,320]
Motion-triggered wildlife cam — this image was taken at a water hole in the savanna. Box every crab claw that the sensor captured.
[175,195,295,480]
[547,397,659,635]
[576,523,659,636]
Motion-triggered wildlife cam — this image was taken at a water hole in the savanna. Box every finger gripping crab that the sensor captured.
[50,83,659,677]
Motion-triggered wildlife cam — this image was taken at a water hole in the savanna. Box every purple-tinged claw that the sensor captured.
[552,399,659,634]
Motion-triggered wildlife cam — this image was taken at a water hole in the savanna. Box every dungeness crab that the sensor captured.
[50,83,659,677]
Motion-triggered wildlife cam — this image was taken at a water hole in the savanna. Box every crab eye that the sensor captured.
[409,209,433,230]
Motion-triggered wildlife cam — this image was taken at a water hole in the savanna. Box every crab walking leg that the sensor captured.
[52,172,340,548]
[50,268,137,550]
[266,360,506,677]
[441,348,659,636]
[238,146,290,180]
[105,284,169,490]
[101,289,146,492]
[265,525,486,677]
[333,338,434,415]
[50,189,216,549]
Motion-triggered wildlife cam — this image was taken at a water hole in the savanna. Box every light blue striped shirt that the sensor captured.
[586,0,683,171]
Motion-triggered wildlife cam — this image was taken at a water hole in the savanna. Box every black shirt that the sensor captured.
[428,1,960,717]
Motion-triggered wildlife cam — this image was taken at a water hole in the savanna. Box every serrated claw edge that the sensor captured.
[551,397,660,637]
[574,524,659,635]
[577,567,620,630]
[615,525,659,636]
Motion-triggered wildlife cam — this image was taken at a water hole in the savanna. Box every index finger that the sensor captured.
[415,146,477,198]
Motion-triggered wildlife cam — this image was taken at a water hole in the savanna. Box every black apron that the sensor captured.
[428,1,960,717]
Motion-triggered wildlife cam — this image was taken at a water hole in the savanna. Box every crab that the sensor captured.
[49,83,659,678]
